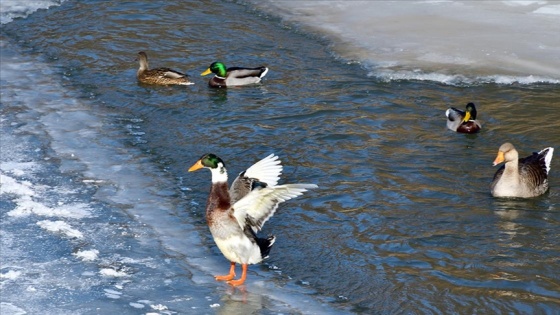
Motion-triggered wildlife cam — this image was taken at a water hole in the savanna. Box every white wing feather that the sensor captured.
[233,183,318,232]
[539,147,554,174]
[242,154,283,187]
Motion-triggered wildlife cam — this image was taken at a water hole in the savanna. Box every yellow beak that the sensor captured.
[201,68,212,76]
[463,111,471,123]
[493,151,505,166]
[188,160,204,172]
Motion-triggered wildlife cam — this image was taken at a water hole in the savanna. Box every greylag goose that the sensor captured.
[491,142,554,198]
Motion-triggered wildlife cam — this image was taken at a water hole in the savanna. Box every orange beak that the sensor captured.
[188,160,204,172]
[492,151,505,166]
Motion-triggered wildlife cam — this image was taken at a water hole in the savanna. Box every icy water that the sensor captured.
[1,1,560,314]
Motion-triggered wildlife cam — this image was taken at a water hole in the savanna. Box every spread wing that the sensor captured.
[244,154,282,186]
[232,183,318,233]
[229,154,282,204]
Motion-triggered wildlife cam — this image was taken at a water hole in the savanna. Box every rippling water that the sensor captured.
[2,1,559,314]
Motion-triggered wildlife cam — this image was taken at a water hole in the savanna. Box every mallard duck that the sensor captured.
[188,153,317,286]
[445,102,481,133]
[491,142,554,198]
[136,51,194,86]
[201,61,268,88]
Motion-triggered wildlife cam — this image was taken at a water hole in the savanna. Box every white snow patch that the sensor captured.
[99,268,129,278]
[150,304,168,311]
[533,4,560,15]
[129,302,145,309]
[36,220,84,239]
[0,0,67,24]
[503,0,547,6]
[8,196,92,219]
[104,288,122,299]
[0,269,22,280]
[26,286,37,292]
[0,302,27,315]
[104,288,122,295]
[73,249,99,262]
[0,173,35,197]
[0,161,37,176]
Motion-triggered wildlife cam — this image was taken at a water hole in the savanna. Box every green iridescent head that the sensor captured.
[188,153,225,172]
[201,62,227,77]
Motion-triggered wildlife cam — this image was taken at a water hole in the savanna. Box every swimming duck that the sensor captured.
[136,51,194,86]
[188,153,316,286]
[445,102,481,133]
[491,142,554,198]
[201,61,268,88]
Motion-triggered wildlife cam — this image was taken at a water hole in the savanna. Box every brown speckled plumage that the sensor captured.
[136,51,194,86]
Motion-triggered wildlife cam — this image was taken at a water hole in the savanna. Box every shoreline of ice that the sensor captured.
[251,0,560,85]
[0,36,349,315]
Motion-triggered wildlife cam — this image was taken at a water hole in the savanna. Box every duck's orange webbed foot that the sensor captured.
[215,262,236,281]
[227,264,247,286]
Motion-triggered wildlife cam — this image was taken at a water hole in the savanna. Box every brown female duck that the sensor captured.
[136,51,194,86]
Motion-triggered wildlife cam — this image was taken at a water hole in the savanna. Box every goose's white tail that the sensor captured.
[540,147,554,174]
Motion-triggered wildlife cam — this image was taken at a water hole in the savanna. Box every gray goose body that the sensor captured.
[491,142,554,198]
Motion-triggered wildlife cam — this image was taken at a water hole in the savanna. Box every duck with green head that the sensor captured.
[445,102,481,133]
[201,61,268,88]
[188,153,316,286]
[136,51,194,86]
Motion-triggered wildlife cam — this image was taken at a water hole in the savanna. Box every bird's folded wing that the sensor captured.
[445,107,464,121]
[161,69,185,79]
[229,68,264,78]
